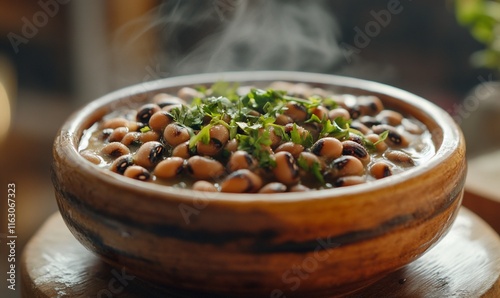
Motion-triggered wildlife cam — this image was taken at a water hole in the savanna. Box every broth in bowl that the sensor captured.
[78,81,434,193]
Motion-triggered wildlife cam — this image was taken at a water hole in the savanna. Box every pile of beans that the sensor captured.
[79,81,434,193]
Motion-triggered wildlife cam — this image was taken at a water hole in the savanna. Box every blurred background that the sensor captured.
[0,0,498,297]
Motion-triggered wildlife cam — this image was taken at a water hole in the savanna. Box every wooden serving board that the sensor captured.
[21,208,500,297]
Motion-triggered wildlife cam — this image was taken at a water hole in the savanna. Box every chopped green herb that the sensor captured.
[297,155,325,185]
[210,81,239,100]
[375,130,389,145]
[189,124,212,148]
[290,123,302,144]
[140,126,151,133]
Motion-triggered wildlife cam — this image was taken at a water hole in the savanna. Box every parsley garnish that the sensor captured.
[297,154,325,185]
[172,82,387,173]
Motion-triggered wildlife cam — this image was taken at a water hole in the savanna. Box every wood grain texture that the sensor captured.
[21,208,500,298]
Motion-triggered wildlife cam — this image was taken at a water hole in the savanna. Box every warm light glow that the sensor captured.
[0,83,11,143]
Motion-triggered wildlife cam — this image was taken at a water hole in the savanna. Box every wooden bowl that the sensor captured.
[51,71,466,297]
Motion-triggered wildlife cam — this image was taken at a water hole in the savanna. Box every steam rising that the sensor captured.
[158,0,343,75]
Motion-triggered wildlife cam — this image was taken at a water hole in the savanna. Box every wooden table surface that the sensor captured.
[463,150,500,234]
[21,208,500,298]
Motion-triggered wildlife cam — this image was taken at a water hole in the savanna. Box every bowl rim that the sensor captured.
[57,71,463,204]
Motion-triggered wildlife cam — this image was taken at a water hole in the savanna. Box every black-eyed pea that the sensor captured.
[275,114,293,125]
[124,165,151,181]
[268,127,282,149]
[289,83,312,98]
[151,92,172,102]
[310,87,329,98]
[284,124,311,141]
[136,103,161,124]
[310,137,343,160]
[221,114,232,124]
[80,150,101,165]
[152,93,186,107]
[376,110,404,126]
[302,122,321,141]
[197,138,225,157]
[148,111,173,132]
[227,150,257,172]
[275,142,304,159]
[177,87,202,101]
[347,133,364,145]
[224,138,238,153]
[331,95,349,109]
[164,123,191,147]
[289,184,310,192]
[284,102,308,122]
[101,118,129,130]
[272,151,300,186]
[311,106,329,120]
[372,124,410,147]
[121,132,141,146]
[101,142,130,158]
[202,115,212,125]
[260,144,274,155]
[385,130,409,147]
[172,141,192,159]
[102,118,138,131]
[248,110,261,117]
[370,161,393,179]
[99,128,113,141]
[134,141,165,168]
[139,131,160,143]
[297,152,325,179]
[108,127,129,142]
[365,133,388,152]
[342,140,370,165]
[298,152,325,170]
[356,95,384,116]
[211,124,230,143]
[347,106,361,119]
[268,81,294,91]
[192,180,218,192]
[402,118,424,134]
[328,108,351,121]
[385,150,415,167]
[349,121,371,135]
[127,121,140,131]
[109,154,134,174]
[220,169,263,193]
[334,176,366,187]
[186,156,225,180]
[329,155,364,178]
[101,118,122,130]
[154,157,185,179]
[162,103,184,112]
[358,116,382,128]
[258,182,287,193]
